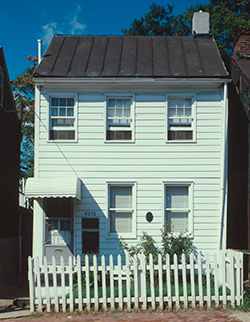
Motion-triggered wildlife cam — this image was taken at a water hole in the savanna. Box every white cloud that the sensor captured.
[69,4,86,34]
[42,22,62,46]
[41,4,86,46]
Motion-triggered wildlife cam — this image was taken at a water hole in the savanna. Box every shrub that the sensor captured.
[119,227,194,264]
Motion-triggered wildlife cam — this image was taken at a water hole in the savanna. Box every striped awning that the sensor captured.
[25,177,81,200]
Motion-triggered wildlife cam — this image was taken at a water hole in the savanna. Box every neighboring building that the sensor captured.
[0,47,22,285]
[26,13,230,262]
[228,30,250,251]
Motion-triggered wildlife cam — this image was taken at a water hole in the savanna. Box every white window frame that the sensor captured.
[162,181,194,234]
[104,94,135,143]
[47,94,78,142]
[165,95,197,143]
[106,181,137,238]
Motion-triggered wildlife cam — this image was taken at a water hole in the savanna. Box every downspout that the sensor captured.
[219,82,228,250]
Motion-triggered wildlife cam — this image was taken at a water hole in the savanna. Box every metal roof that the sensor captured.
[34,35,228,79]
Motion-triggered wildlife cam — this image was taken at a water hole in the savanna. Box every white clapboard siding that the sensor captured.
[35,87,226,256]
[28,250,243,313]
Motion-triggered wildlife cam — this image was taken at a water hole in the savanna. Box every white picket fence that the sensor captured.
[28,249,243,312]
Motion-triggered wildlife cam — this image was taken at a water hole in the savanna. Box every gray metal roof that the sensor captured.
[34,35,229,78]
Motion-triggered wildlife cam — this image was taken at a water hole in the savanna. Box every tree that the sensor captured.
[122,3,175,36]
[123,0,250,65]
[11,56,37,178]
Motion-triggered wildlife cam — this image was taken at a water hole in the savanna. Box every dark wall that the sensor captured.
[227,82,248,250]
[0,49,21,238]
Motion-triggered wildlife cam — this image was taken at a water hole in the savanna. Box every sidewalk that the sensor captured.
[0,283,31,320]
[0,310,250,322]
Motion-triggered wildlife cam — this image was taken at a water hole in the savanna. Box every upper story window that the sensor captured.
[106,96,134,141]
[49,97,76,140]
[167,96,196,142]
[0,66,4,108]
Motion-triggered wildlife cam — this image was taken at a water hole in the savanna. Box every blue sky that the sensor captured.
[1,0,208,80]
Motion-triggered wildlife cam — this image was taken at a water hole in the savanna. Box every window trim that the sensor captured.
[47,94,78,143]
[165,95,197,143]
[106,181,137,239]
[162,181,194,234]
[104,94,135,143]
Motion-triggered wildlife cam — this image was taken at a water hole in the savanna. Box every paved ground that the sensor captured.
[0,284,250,322]
[0,310,250,322]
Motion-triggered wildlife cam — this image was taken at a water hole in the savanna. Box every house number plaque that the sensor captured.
[84,212,96,216]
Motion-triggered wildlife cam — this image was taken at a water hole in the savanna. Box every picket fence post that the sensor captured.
[60,256,66,313]
[28,257,35,313]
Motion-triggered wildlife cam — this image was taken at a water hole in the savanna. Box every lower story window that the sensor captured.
[109,185,133,234]
[165,184,191,233]
[45,198,73,248]
[82,218,99,254]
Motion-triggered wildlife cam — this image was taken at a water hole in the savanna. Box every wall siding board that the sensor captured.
[36,87,225,256]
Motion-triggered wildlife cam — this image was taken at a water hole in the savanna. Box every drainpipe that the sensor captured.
[219,82,228,250]
[38,39,42,64]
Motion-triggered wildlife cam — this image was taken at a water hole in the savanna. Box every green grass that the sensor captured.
[72,282,230,299]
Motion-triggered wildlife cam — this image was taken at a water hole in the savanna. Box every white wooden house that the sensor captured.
[26,14,230,262]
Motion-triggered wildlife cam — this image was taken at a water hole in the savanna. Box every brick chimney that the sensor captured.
[233,30,250,56]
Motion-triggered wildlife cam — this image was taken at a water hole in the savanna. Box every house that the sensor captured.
[0,47,22,286]
[228,30,250,252]
[26,12,230,262]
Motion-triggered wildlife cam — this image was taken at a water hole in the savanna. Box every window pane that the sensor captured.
[59,108,66,116]
[166,186,188,208]
[51,98,58,106]
[82,218,99,229]
[51,108,58,116]
[57,119,64,126]
[110,186,132,208]
[108,99,116,107]
[65,119,74,126]
[177,108,184,117]
[67,108,74,116]
[67,98,74,106]
[166,211,188,233]
[60,220,71,231]
[110,212,132,233]
[59,98,67,106]
[124,99,131,108]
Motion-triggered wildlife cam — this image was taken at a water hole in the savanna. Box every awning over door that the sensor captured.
[25,177,81,200]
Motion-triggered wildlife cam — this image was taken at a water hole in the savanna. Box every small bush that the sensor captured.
[119,228,194,264]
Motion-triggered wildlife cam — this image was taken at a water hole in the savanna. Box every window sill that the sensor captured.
[47,139,78,143]
[106,232,136,239]
[165,139,197,144]
[104,140,135,144]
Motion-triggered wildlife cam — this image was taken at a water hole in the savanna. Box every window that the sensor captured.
[167,96,195,141]
[108,185,134,235]
[0,66,4,108]
[45,198,73,248]
[49,97,76,140]
[82,218,99,254]
[106,97,134,141]
[165,184,192,233]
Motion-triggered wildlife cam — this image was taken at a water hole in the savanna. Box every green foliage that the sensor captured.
[236,286,250,311]
[119,229,194,264]
[11,61,36,178]
[122,3,175,36]
[123,0,250,65]
[161,226,194,263]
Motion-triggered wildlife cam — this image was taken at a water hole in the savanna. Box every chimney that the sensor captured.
[192,11,210,35]
[233,30,250,56]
